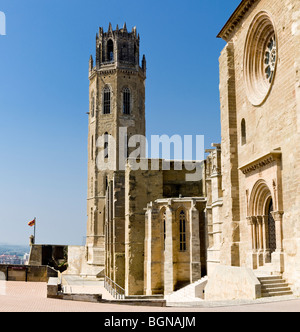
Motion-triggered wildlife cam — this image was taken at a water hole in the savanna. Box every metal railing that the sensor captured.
[104,275,125,300]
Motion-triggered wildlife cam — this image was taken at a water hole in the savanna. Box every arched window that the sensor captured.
[90,207,94,233]
[107,40,114,62]
[91,92,95,117]
[162,210,166,251]
[241,118,246,145]
[104,132,109,159]
[91,135,94,160]
[103,87,111,114]
[134,44,137,64]
[179,210,187,252]
[123,88,131,115]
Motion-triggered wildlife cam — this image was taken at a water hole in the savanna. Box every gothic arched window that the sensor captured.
[103,87,111,114]
[123,88,131,115]
[107,39,114,62]
[91,135,94,160]
[91,92,95,118]
[162,210,166,251]
[104,132,109,159]
[241,118,246,145]
[179,210,187,252]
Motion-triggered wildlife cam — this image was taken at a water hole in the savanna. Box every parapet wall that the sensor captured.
[205,265,261,301]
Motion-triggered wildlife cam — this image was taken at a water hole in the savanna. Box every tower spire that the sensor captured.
[108,22,113,33]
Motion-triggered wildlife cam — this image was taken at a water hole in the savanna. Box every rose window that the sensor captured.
[265,36,277,83]
[244,12,278,106]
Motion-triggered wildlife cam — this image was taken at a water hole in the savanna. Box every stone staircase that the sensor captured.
[253,264,293,298]
[165,276,208,305]
[258,275,293,298]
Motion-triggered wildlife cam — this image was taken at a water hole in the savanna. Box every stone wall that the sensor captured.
[0,264,58,282]
[205,265,261,301]
[125,159,205,296]
[218,0,300,293]
[29,244,67,272]
[144,198,206,296]
[125,160,164,295]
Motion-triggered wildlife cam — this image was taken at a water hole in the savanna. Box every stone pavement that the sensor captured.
[0,281,300,312]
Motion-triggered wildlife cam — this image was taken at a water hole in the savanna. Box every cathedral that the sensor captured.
[67,0,300,300]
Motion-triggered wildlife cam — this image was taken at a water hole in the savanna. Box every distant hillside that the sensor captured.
[0,244,30,256]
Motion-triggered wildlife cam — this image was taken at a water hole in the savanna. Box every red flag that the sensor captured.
[28,219,35,227]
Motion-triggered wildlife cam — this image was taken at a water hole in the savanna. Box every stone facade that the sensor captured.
[207,0,300,297]
[67,0,300,300]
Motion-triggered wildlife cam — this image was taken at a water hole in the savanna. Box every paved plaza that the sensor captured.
[0,281,300,312]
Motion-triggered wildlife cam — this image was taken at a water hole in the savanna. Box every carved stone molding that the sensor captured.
[239,151,281,175]
[217,0,258,41]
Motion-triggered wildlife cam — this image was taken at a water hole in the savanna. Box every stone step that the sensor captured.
[260,281,286,286]
[125,295,164,300]
[261,290,294,297]
[262,285,291,292]
[258,275,283,281]
[258,275,293,298]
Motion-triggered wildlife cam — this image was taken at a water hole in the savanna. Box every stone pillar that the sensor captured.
[272,211,284,251]
[144,204,152,295]
[189,202,201,283]
[256,216,264,267]
[144,203,162,295]
[246,216,258,269]
[271,211,284,274]
[164,204,174,295]
[218,41,241,267]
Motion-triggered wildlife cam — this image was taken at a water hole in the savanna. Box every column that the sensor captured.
[164,204,174,295]
[246,216,258,269]
[144,203,153,295]
[189,202,201,283]
[144,203,162,295]
[256,216,264,267]
[271,211,284,251]
[271,211,284,274]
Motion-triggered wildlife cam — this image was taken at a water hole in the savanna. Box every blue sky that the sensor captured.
[0,0,241,246]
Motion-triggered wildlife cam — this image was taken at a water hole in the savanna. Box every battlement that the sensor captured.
[90,23,145,72]
[97,23,139,42]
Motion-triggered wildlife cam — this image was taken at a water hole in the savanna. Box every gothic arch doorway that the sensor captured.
[248,180,275,267]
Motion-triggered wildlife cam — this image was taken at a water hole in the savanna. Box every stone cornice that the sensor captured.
[89,66,145,80]
[217,0,259,41]
[155,197,207,204]
[239,150,282,175]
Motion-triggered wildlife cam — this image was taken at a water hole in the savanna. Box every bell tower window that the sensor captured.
[107,40,114,62]
[103,87,111,114]
[91,92,95,118]
[123,88,131,115]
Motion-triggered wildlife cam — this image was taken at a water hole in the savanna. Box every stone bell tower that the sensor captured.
[86,23,146,272]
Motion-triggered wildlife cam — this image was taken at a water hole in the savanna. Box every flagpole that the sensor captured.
[34,217,36,244]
